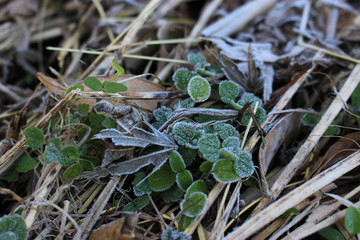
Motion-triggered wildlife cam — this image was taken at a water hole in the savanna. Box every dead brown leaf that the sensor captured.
[88,214,139,240]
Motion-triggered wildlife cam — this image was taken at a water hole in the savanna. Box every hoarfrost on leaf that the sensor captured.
[242,106,266,126]
[237,93,262,109]
[212,160,240,183]
[197,134,220,162]
[187,76,211,103]
[213,123,240,140]
[181,192,207,218]
[233,150,255,178]
[219,81,240,103]
[172,68,198,91]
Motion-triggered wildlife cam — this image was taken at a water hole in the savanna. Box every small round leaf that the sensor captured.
[187,76,211,103]
[103,82,128,93]
[149,165,176,191]
[219,81,240,103]
[77,103,90,117]
[25,127,44,150]
[176,170,193,191]
[173,68,197,91]
[185,180,208,198]
[212,160,240,183]
[16,154,37,173]
[181,192,207,217]
[169,151,186,173]
[0,215,27,240]
[132,172,152,197]
[84,77,102,91]
[234,150,255,178]
[199,161,213,174]
[65,84,84,95]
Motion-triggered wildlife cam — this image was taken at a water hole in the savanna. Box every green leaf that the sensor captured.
[123,195,149,212]
[0,215,27,240]
[187,76,211,103]
[220,147,238,161]
[44,144,79,166]
[25,127,44,150]
[185,180,208,198]
[169,151,186,173]
[187,53,206,66]
[65,84,84,95]
[16,154,37,173]
[237,93,262,109]
[319,227,345,240]
[178,215,196,232]
[63,163,83,179]
[300,110,317,126]
[172,121,201,147]
[199,161,213,174]
[160,184,184,202]
[345,206,360,235]
[212,160,240,183]
[233,150,254,178]
[153,106,173,126]
[282,208,299,218]
[102,117,117,129]
[181,192,207,217]
[84,77,102,91]
[213,123,240,140]
[172,68,198,91]
[149,165,176,191]
[132,172,152,197]
[222,136,241,149]
[197,134,220,162]
[112,60,125,77]
[174,98,195,110]
[77,103,90,117]
[177,147,197,166]
[219,81,240,103]
[103,82,128,93]
[89,113,106,134]
[176,170,193,191]
[242,107,267,126]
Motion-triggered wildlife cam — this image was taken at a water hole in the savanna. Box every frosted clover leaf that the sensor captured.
[212,160,240,183]
[187,53,207,68]
[242,106,266,126]
[187,76,211,103]
[172,121,204,148]
[237,93,262,109]
[197,134,220,162]
[0,215,27,240]
[222,137,241,149]
[219,81,240,104]
[181,192,207,218]
[173,68,198,91]
[153,106,173,128]
[213,123,240,140]
[300,110,317,126]
[233,149,255,178]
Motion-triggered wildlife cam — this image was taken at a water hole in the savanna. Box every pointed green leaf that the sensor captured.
[178,215,196,232]
[160,184,184,202]
[102,117,117,129]
[103,82,128,93]
[77,103,90,117]
[199,161,213,174]
[112,60,125,77]
[25,127,44,150]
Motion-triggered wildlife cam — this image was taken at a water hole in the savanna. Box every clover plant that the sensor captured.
[0,215,27,240]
